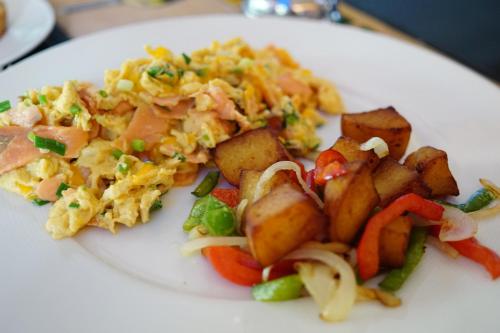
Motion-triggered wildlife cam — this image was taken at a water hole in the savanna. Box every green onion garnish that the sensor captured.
[56,183,70,198]
[70,104,82,115]
[147,66,163,77]
[38,95,48,106]
[195,68,207,77]
[68,201,80,209]
[118,161,130,174]
[177,68,185,78]
[131,139,145,152]
[32,198,50,206]
[98,90,108,98]
[29,133,67,156]
[150,199,163,212]
[112,149,124,160]
[0,100,11,113]
[173,151,186,162]
[182,53,192,65]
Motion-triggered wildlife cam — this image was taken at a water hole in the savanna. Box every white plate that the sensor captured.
[1,15,499,333]
[0,0,55,67]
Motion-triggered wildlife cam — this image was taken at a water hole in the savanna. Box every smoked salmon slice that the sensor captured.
[0,125,89,175]
[117,104,170,152]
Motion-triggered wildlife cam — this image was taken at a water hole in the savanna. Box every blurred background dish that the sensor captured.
[0,0,55,67]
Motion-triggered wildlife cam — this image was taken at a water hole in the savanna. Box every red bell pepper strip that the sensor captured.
[314,149,347,185]
[305,169,317,192]
[450,238,500,279]
[357,193,444,280]
[203,246,262,286]
[211,188,239,207]
[430,225,500,279]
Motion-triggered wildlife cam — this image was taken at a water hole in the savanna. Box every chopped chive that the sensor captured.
[70,104,82,115]
[56,183,70,198]
[27,131,36,142]
[147,66,163,77]
[38,94,48,106]
[0,100,11,113]
[98,90,108,98]
[68,201,80,209]
[112,149,124,160]
[30,134,66,156]
[182,53,192,65]
[32,198,50,206]
[29,133,66,155]
[201,134,210,142]
[164,70,175,78]
[173,151,186,162]
[195,68,207,77]
[177,68,185,78]
[131,139,145,152]
[117,161,130,174]
[150,199,163,212]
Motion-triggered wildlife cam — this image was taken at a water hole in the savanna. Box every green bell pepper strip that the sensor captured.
[379,227,427,292]
[252,274,304,302]
[183,194,236,236]
[458,188,495,212]
[191,171,220,197]
[438,188,495,213]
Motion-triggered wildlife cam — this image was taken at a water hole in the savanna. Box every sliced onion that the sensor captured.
[286,248,356,322]
[180,236,248,256]
[253,161,324,208]
[235,199,248,234]
[296,262,337,311]
[355,286,401,307]
[439,205,478,242]
[469,203,500,220]
[360,137,389,158]
[261,265,272,282]
[480,178,500,197]
[427,235,459,259]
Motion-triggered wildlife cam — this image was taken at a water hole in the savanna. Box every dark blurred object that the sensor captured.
[3,25,69,70]
[345,0,500,82]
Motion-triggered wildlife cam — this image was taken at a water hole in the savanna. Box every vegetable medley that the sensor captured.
[182,107,500,322]
[0,38,343,239]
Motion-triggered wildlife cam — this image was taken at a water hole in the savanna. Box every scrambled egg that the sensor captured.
[0,38,344,239]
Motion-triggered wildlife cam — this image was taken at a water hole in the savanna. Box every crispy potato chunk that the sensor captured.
[324,161,379,244]
[379,216,412,268]
[341,107,411,160]
[373,158,431,207]
[404,146,459,197]
[214,128,289,185]
[245,183,326,266]
[332,136,380,170]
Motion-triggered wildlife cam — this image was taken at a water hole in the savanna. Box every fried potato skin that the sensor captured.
[245,183,326,266]
[214,128,289,185]
[373,158,431,207]
[341,107,411,160]
[404,146,459,197]
[324,161,380,244]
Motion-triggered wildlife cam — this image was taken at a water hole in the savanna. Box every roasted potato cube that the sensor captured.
[379,216,412,268]
[214,128,289,185]
[324,161,379,244]
[332,136,380,170]
[341,107,411,160]
[245,183,326,266]
[404,146,459,197]
[373,158,430,206]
